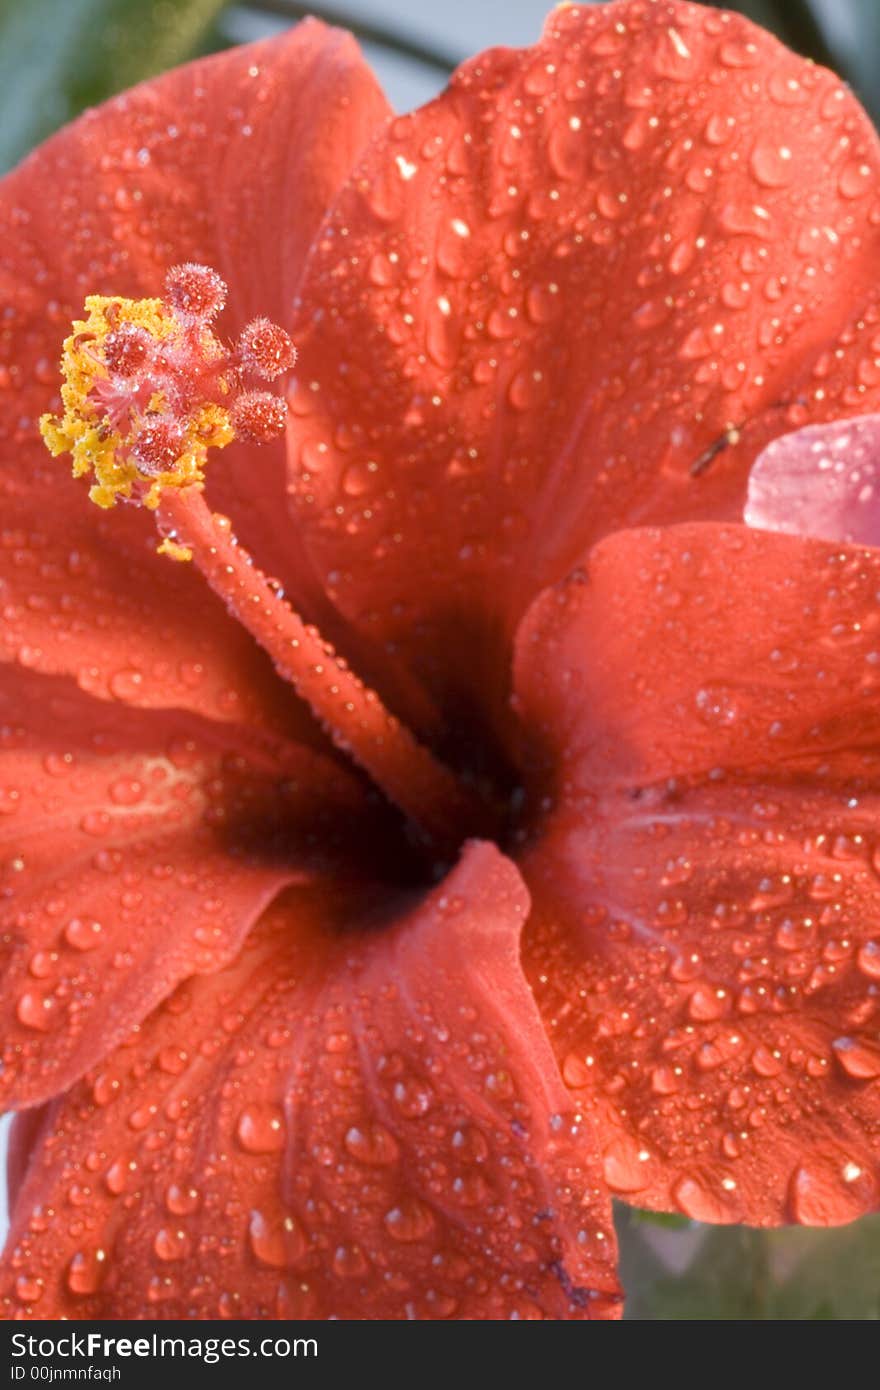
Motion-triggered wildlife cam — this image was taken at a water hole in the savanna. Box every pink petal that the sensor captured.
[746,413,880,544]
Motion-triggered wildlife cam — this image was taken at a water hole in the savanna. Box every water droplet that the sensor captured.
[16,990,54,1031]
[391,1078,434,1118]
[838,161,872,200]
[831,1035,880,1079]
[751,1045,783,1078]
[104,1158,134,1195]
[789,1159,872,1224]
[332,1244,369,1277]
[673,1174,736,1221]
[694,686,739,727]
[67,1248,107,1295]
[108,777,144,806]
[15,1275,43,1303]
[383,1198,436,1242]
[857,941,880,979]
[507,368,548,412]
[248,1209,307,1268]
[64,917,103,951]
[236,1103,286,1153]
[109,667,144,701]
[165,1182,201,1215]
[749,140,793,188]
[602,1137,652,1193]
[154,1227,192,1262]
[688,985,727,1021]
[343,1122,400,1165]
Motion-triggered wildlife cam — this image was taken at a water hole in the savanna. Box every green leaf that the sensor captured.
[803,0,880,126]
[0,0,231,173]
[616,1204,880,1319]
[626,1208,693,1232]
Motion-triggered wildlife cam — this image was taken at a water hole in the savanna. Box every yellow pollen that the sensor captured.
[156,536,194,563]
[39,294,234,512]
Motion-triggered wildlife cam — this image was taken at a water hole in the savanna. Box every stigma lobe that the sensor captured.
[164,262,227,321]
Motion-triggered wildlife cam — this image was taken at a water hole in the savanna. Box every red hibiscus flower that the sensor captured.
[3,0,880,1320]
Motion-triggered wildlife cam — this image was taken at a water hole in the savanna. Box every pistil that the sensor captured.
[40,264,490,851]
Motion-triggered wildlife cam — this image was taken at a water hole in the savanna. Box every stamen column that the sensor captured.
[158,486,490,851]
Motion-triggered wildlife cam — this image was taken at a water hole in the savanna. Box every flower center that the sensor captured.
[40,265,492,853]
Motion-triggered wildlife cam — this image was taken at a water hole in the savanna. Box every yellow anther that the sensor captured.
[156,536,193,563]
[40,267,293,560]
[39,293,234,510]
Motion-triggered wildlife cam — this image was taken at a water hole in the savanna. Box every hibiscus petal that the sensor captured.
[0,842,621,1320]
[514,523,880,1226]
[0,668,374,1108]
[0,20,391,723]
[746,413,880,546]
[286,0,880,727]
[5,1109,49,1218]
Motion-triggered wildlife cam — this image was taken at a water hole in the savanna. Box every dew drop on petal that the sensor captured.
[236,1103,286,1153]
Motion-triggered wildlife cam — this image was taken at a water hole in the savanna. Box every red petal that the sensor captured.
[514,523,880,1226]
[1,843,620,1320]
[287,1,880,725]
[0,21,390,721]
[5,1110,50,1217]
[747,413,880,545]
[0,668,372,1108]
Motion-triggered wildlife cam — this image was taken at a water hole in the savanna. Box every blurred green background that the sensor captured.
[0,0,878,173]
[1,0,879,1319]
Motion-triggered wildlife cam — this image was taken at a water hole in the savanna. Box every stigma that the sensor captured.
[39,263,296,529]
